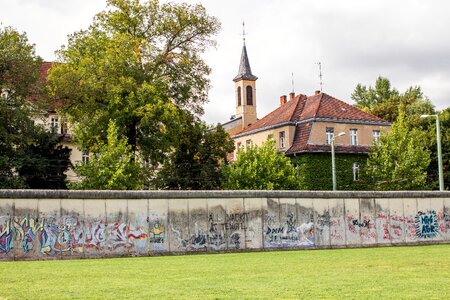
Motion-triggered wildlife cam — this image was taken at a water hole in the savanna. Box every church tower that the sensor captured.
[233,38,258,129]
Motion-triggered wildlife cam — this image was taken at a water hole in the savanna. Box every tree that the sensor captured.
[71,121,144,190]
[420,107,450,190]
[366,112,431,190]
[154,112,234,189]
[1,26,72,189]
[17,130,72,189]
[352,76,435,123]
[47,0,221,173]
[221,139,300,190]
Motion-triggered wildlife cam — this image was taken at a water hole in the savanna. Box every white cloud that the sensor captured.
[1,0,449,124]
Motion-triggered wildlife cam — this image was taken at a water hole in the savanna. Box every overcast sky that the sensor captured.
[1,0,449,124]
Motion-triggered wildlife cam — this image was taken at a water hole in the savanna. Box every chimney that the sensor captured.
[289,92,295,101]
[280,95,287,106]
[315,90,321,95]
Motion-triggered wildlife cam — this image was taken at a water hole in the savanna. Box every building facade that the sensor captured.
[224,43,390,189]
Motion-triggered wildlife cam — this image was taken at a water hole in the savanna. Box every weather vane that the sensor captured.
[242,21,246,45]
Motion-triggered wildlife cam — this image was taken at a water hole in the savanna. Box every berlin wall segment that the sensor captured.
[1,190,450,261]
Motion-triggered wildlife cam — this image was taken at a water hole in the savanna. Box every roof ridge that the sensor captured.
[313,92,325,118]
[287,94,305,122]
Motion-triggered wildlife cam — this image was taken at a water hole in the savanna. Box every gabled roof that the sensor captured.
[233,44,258,82]
[233,92,388,138]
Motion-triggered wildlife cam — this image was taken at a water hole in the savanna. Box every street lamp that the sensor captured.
[421,114,444,191]
[332,132,346,191]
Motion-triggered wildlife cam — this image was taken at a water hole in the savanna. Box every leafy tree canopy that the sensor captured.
[1,26,71,189]
[366,112,431,190]
[47,0,221,171]
[70,120,144,190]
[352,76,435,123]
[221,139,301,190]
[154,112,234,190]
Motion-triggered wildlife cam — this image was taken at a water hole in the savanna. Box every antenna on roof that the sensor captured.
[242,21,246,45]
[291,72,295,93]
[316,62,323,92]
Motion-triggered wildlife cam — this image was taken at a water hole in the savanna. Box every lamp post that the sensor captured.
[421,114,444,191]
[332,132,346,191]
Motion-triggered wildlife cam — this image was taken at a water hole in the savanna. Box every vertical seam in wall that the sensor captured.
[261,197,265,250]
[342,198,346,248]
[167,198,171,253]
[12,199,16,261]
[242,197,246,251]
[59,198,62,260]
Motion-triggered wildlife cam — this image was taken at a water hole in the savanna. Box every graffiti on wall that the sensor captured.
[265,212,314,247]
[0,216,13,254]
[1,197,450,260]
[415,210,439,239]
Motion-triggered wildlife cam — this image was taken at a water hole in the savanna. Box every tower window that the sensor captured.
[237,86,242,106]
[246,85,253,105]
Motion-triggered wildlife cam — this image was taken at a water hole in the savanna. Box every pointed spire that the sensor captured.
[233,38,258,82]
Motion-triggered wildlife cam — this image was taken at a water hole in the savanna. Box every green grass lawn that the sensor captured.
[1,245,449,299]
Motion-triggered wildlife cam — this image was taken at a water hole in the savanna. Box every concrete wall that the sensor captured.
[1,190,449,261]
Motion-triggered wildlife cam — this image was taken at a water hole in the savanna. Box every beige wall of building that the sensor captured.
[233,124,296,156]
[310,121,390,146]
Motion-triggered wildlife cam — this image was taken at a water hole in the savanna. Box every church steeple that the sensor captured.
[233,44,258,82]
[233,22,258,129]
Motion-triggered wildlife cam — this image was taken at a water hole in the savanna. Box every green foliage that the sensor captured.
[420,108,450,190]
[366,112,431,190]
[293,153,369,190]
[352,76,435,123]
[155,112,234,189]
[47,0,221,170]
[1,26,71,189]
[221,139,300,190]
[18,130,72,189]
[70,121,144,190]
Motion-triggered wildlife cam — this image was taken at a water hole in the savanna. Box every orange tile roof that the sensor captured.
[234,92,387,137]
[233,91,389,155]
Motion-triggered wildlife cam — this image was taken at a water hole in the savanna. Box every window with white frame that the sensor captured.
[51,117,59,131]
[350,129,358,145]
[82,152,90,164]
[353,162,359,181]
[372,130,380,145]
[279,131,286,149]
[236,142,242,152]
[326,127,334,144]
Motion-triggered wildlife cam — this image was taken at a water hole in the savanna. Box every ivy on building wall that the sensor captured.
[292,153,370,190]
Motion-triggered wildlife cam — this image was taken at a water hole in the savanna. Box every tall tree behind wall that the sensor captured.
[0,26,71,189]
[47,0,221,183]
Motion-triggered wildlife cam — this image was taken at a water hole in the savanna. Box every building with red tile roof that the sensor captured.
[223,42,390,189]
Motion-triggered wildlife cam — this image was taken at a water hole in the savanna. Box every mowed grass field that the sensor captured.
[1,245,449,299]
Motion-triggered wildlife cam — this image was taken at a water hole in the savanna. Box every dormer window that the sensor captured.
[246,86,253,105]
